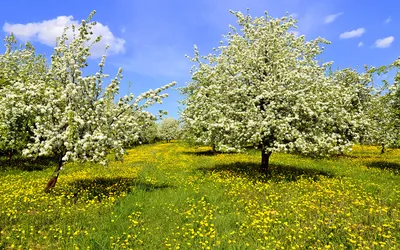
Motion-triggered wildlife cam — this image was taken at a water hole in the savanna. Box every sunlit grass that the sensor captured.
[1,142,399,249]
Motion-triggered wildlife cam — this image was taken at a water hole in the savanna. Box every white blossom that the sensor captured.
[181,11,372,171]
[1,11,175,191]
[159,118,180,143]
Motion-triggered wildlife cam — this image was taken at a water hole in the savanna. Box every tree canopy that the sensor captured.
[0,11,175,191]
[159,117,180,143]
[182,10,372,173]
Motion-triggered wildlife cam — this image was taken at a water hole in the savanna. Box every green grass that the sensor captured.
[0,142,399,249]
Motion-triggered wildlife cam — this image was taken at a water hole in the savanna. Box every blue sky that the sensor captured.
[1,0,399,119]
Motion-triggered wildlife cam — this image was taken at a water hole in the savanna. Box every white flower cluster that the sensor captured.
[182,11,372,157]
[159,117,180,142]
[1,11,175,167]
[367,57,400,148]
[0,36,47,157]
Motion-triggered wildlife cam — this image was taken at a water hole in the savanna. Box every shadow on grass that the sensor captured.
[366,161,400,174]
[62,177,173,202]
[333,154,374,160]
[197,162,334,182]
[183,150,238,156]
[0,156,57,172]
[183,150,219,156]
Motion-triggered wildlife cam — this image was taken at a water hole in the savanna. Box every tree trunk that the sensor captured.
[211,144,216,153]
[381,143,385,154]
[261,150,272,175]
[7,150,12,161]
[44,155,63,193]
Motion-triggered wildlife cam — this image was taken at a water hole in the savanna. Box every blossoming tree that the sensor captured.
[182,10,371,174]
[17,11,175,191]
[0,35,47,160]
[138,119,159,144]
[368,57,400,152]
[159,117,180,143]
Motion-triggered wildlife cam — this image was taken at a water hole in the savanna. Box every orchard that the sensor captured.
[1,8,399,249]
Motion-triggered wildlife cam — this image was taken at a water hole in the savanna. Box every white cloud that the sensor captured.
[374,36,395,48]
[385,16,391,24]
[358,42,364,47]
[324,12,343,24]
[339,28,365,39]
[3,15,125,58]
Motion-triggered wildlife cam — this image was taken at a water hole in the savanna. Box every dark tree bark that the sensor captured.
[7,150,12,161]
[381,143,385,154]
[261,150,272,175]
[44,155,63,193]
[211,144,216,153]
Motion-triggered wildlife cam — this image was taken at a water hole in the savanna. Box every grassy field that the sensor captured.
[0,142,399,249]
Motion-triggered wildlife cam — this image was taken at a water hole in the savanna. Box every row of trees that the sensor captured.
[138,117,181,144]
[0,11,176,191]
[180,10,400,173]
[2,9,400,188]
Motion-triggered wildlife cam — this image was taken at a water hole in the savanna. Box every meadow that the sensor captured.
[0,142,399,249]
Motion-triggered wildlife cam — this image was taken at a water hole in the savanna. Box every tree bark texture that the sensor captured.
[44,155,63,193]
[261,150,272,175]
